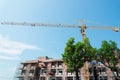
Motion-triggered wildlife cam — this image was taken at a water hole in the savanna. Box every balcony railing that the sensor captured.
[67,72,76,76]
[58,65,63,68]
[23,67,27,70]
[29,73,34,76]
[40,73,47,76]
[30,66,35,70]
[17,75,24,78]
[51,65,56,68]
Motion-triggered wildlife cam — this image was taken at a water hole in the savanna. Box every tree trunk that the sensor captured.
[34,66,41,80]
[114,68,119,80]
[93,67,98,80]
[75,67,79,80]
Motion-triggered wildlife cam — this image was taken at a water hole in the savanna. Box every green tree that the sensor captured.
[62,37,96,80]
[98,40,120,80]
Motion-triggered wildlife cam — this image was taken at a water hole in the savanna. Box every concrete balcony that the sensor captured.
[67,72,75,76]
[57,65,63,69]
[23,67,27,70]
[99,72,107,76]
[29,73,34,76]
[17,74,25,78]
[51,65,56,68]
[30,66,35,70]
[59,65,63,67]
[55,73,63,77]
[40,73,47,76]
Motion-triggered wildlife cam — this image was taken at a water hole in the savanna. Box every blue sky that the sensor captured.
[0,0,120,80]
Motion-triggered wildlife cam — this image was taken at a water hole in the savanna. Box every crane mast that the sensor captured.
[0,20,119,80]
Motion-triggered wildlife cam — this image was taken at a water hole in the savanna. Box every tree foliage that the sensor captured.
[62,37,96,80]
[62,37,120,80]
[98,40,120,80]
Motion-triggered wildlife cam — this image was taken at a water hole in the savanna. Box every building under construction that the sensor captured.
[16,56,119,80]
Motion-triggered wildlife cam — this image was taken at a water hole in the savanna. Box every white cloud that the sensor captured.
[0,55,20,60]
[0,35,40,60]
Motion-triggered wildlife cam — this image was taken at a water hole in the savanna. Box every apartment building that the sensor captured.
[16,56,119,80]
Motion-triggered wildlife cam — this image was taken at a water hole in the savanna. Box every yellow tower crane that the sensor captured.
[0,20,119,80]
[1,20,119,41]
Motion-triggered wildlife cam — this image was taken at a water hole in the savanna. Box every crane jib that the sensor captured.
[1,22,78,28]
[0,21,119,32]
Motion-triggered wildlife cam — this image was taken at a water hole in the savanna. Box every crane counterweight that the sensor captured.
[113,27,119,32]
